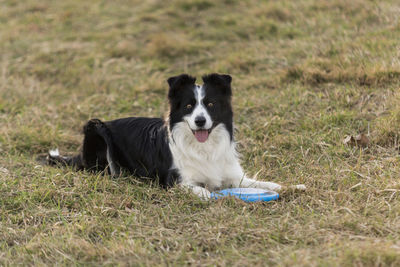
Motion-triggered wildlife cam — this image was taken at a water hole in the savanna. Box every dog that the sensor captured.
[48,73,305,199]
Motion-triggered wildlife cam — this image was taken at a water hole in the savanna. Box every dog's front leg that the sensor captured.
[180,183,211,200]
[224,163,283,191]
[233,177,306,192]
[233,177,283,191]
[226,162,305,192]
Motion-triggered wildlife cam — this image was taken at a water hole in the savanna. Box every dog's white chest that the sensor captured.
[177,157,226,189]
[169,122,237,190]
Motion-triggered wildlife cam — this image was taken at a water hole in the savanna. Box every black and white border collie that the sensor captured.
[48,73,305,199]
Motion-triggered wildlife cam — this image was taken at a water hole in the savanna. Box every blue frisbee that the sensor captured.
[210,188,279,202]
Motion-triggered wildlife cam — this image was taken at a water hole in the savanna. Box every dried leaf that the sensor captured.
[343,135,355,145]
[343,134,370,148]
[125,207,134,213]
[0,167,9,175]
[354,133,369,148]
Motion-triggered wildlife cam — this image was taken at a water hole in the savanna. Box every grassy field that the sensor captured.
[1,0,400,265]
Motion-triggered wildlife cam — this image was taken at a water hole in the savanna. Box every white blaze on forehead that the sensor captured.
[184,84,213,130]
[194,84,205,101]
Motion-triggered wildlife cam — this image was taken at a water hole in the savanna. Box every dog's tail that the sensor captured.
[47,148,84,170]
[46,119,117,174]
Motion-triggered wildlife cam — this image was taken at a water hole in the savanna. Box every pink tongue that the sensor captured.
[194,130,209,143]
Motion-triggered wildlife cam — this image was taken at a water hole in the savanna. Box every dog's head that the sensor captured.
[167,73,233,143]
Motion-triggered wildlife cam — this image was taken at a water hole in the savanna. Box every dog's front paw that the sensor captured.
[196,188,211,201]
[181,184,211,201]
[278,184,307,195]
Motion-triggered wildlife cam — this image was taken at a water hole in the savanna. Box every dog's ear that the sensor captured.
[167,74,196,99]
[202,73,232,96]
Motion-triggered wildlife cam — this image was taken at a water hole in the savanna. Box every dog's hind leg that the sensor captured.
[82,118,121,175]
[47,118,112,173]
[106,147,120,177]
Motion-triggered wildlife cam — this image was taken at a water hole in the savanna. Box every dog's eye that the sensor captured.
[207,102,214,108]
[186,104,192,109]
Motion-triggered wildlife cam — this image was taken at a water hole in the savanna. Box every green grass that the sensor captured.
[1,0,400,265]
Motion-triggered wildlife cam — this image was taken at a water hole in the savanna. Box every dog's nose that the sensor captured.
[195,116,206,127]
